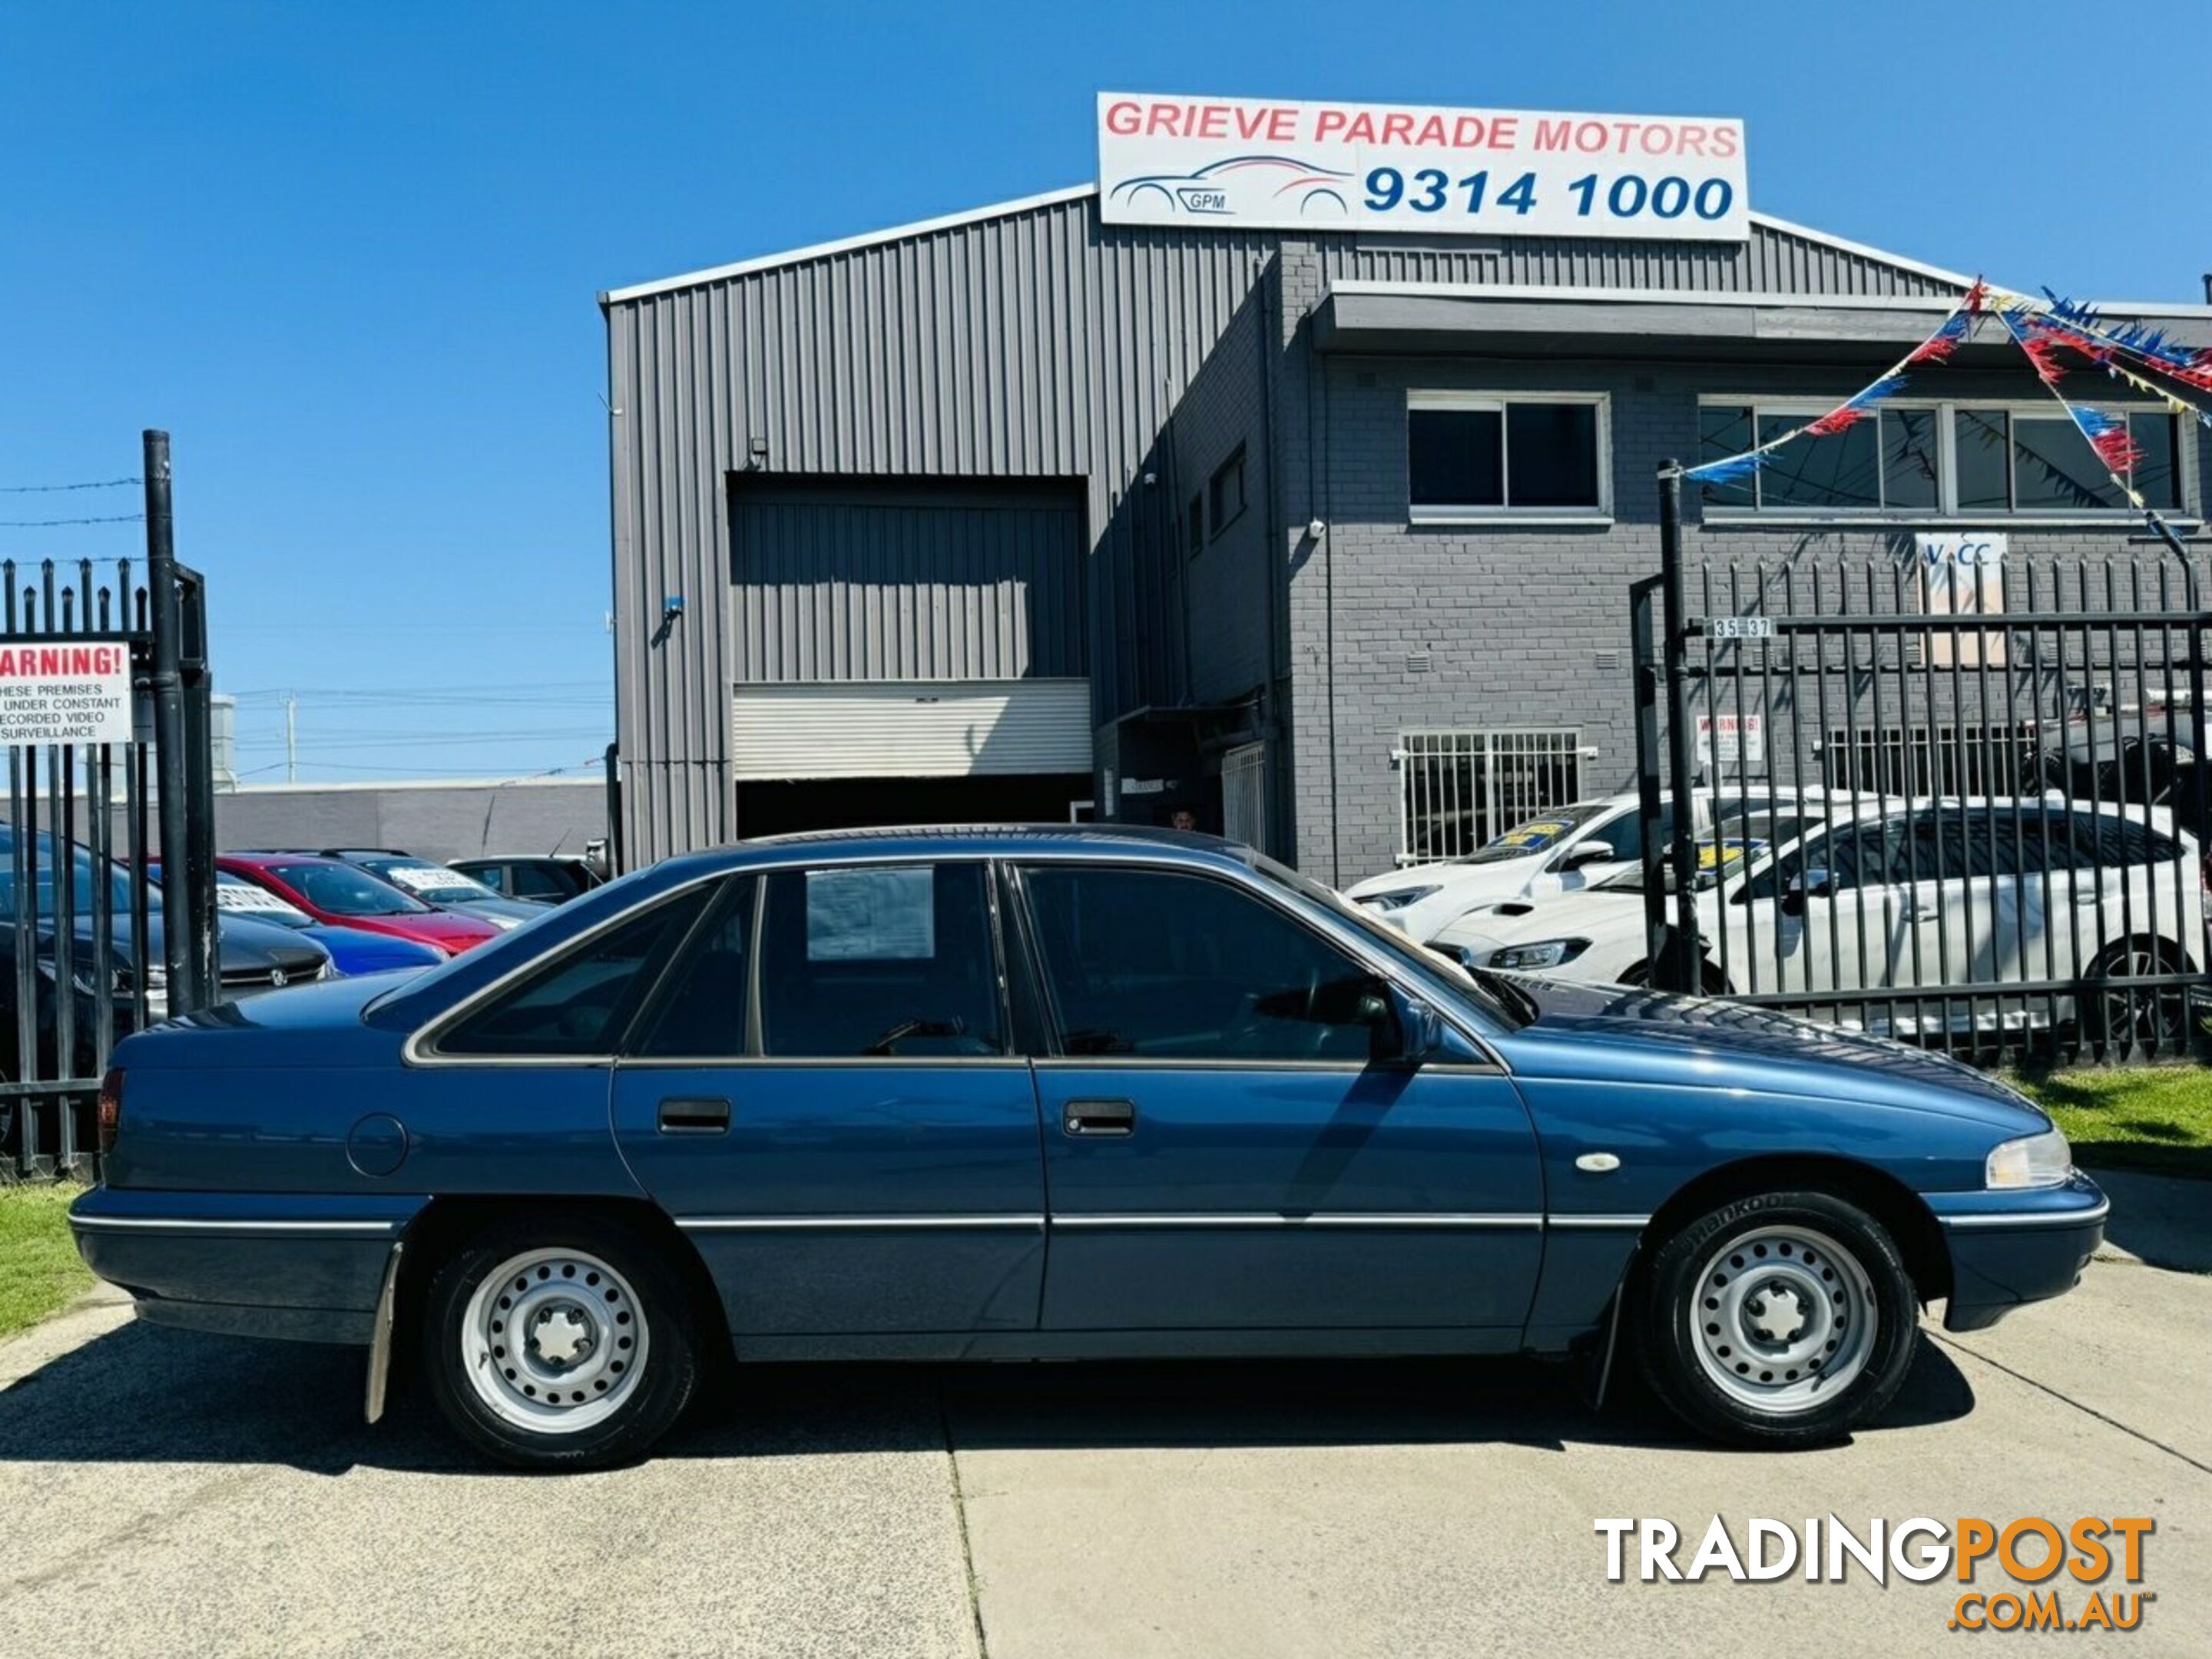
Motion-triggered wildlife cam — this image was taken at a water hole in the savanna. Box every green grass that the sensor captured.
[2012,1065,2212,1181]
[0,1183,94,1339]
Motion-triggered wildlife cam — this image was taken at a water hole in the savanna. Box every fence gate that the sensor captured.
[1,435,217,1177]
[1634,518,2211,1067]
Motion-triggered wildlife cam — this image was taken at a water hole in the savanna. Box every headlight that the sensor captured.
[1985,1128,2072,1190]
[1362,884,1442,913]
[1487,938,1590,971]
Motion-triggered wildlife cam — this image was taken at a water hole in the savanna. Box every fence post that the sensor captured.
[141,431,210,1015]
[1630,575,1667,978]
[1657,463,1703,993]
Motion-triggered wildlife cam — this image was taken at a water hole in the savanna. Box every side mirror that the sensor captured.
[1557,843,1613,871]
[1374,983,1444,1067]
[1779,868,1830,918]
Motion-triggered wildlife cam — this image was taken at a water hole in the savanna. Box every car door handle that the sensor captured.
[1062,1098,1136,1137]
[658,1097,731,1134]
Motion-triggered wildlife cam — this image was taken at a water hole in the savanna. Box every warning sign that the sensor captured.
[0,643,134,747]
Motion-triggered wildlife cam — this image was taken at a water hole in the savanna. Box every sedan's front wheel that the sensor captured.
[422,1215,700,1471]
[1634,1190,1919,1448]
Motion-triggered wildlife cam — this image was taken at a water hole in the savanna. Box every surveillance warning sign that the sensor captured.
[0,642,135,747]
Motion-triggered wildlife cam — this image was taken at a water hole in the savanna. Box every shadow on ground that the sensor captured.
[0,1316,1977,1476]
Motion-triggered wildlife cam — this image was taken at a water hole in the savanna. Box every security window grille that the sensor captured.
[1396,729,1582,866]
[1407,393,1606,518]
[1221,741,1267,850]
[1208,449,1246,538]
[1700,402,2183,515]
[1819,722,2040,798]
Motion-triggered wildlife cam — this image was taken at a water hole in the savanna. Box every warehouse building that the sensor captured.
[601,95,2210,883]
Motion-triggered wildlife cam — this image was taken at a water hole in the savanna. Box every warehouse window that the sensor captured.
[1396,728,1584,866]
[1700,401,2184,516]
[1208,448,1247,538]
[1408,393,1608,519]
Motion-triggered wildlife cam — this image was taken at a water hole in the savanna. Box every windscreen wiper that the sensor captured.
[1469,965,1541,1028]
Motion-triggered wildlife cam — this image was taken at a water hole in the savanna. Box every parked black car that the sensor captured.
[0,826,329,1165]
[447,853,605,904]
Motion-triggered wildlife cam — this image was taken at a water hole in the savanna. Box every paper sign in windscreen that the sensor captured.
[805,866,936,962]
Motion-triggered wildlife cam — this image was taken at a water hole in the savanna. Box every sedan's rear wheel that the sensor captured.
[1634,1190,1918,1447]
[422,1215,698,1471]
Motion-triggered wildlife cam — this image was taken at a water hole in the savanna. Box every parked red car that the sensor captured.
[216,854,501,956]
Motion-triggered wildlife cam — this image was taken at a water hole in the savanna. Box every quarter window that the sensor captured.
[1408,394,1605,517]
[1019,865,1391,1063]
[756,863,1005,1058]
[435,886,717,1057]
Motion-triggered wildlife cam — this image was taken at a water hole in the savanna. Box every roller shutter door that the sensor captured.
[730,679,1092,780]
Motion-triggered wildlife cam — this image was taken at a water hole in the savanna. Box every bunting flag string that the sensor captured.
[1682,296,1976,486]
[1684,274,2210,502]
[1988,298,2144,502]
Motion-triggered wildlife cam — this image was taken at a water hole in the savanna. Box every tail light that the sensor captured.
[96,1067,123,1155]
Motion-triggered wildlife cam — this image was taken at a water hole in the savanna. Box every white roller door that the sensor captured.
[731,679,1092,781]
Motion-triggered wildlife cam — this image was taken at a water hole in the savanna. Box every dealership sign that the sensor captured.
[1098,93,1749,240]
[0,641,134,747]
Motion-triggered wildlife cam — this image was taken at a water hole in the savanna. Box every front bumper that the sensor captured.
[69,1185,426,1346]
[1927,1174,2108,1332]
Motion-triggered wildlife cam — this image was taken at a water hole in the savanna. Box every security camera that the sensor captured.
[1307,518,1327,539]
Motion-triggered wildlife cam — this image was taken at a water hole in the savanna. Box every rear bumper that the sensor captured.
[69,1186,426,1346]
[1928,1175,2108,1333]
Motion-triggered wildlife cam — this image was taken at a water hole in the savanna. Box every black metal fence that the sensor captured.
[1,433,216,1176]
[1634,478,2210,1066]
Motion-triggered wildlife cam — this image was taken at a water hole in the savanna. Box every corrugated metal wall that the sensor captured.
[1316,217,1962,298]
[731,483,1084,682]
[606,190,1273,859]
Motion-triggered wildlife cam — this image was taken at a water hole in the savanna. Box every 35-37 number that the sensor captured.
[1362,167,1734,224]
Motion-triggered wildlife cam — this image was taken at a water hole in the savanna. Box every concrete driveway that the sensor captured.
[3,1182,2205,1659]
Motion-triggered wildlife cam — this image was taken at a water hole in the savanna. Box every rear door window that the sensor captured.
[755,863,1006,1058]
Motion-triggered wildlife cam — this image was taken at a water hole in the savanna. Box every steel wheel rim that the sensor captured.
[461,1247,649,1435]
[1687,1224,1876,1415]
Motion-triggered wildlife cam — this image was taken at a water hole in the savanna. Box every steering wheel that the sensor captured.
[1220,964,1325,1058]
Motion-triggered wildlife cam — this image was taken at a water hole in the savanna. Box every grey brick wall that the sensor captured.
[1286,354,2211,887]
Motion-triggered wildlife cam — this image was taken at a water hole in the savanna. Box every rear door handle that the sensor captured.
[1062,1098,1136,1137]
[658,1096,731,1134]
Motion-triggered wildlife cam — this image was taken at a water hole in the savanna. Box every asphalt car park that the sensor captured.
[1,1197,2204,1659]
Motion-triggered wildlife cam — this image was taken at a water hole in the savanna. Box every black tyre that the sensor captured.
[2084,937,2188,1056]
[420,1214,700,1471]
[1633,1189,1919,1448]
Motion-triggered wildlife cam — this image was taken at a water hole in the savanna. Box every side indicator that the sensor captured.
[1575,1152,1621,1174]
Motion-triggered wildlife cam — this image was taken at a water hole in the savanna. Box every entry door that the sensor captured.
[1012,862,1544,1332]
[611,861,1047,1336]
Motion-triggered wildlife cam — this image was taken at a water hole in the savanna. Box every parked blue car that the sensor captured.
[207,869,448,976]
[70,826,2105,1469]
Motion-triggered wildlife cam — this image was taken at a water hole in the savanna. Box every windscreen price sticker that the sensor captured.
[0,644,134,747]
[1706,616,1773,641]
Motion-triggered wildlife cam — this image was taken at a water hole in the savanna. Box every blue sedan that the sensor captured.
[69,826,2104,1469]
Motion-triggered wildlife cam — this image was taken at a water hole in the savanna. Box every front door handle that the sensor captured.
[1062,1098,1136,1137]
[658,1096,731,1134]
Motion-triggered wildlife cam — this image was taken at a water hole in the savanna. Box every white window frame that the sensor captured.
[1392,727,1584,866]
[1407,391,1612,524]
[1697,396,2197,525]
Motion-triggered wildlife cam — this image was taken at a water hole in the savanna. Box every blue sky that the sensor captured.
[3,1,2204,783]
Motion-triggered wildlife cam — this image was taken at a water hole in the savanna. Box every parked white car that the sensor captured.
[1435,798,2207,1043]
[1347,789,1782,944]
